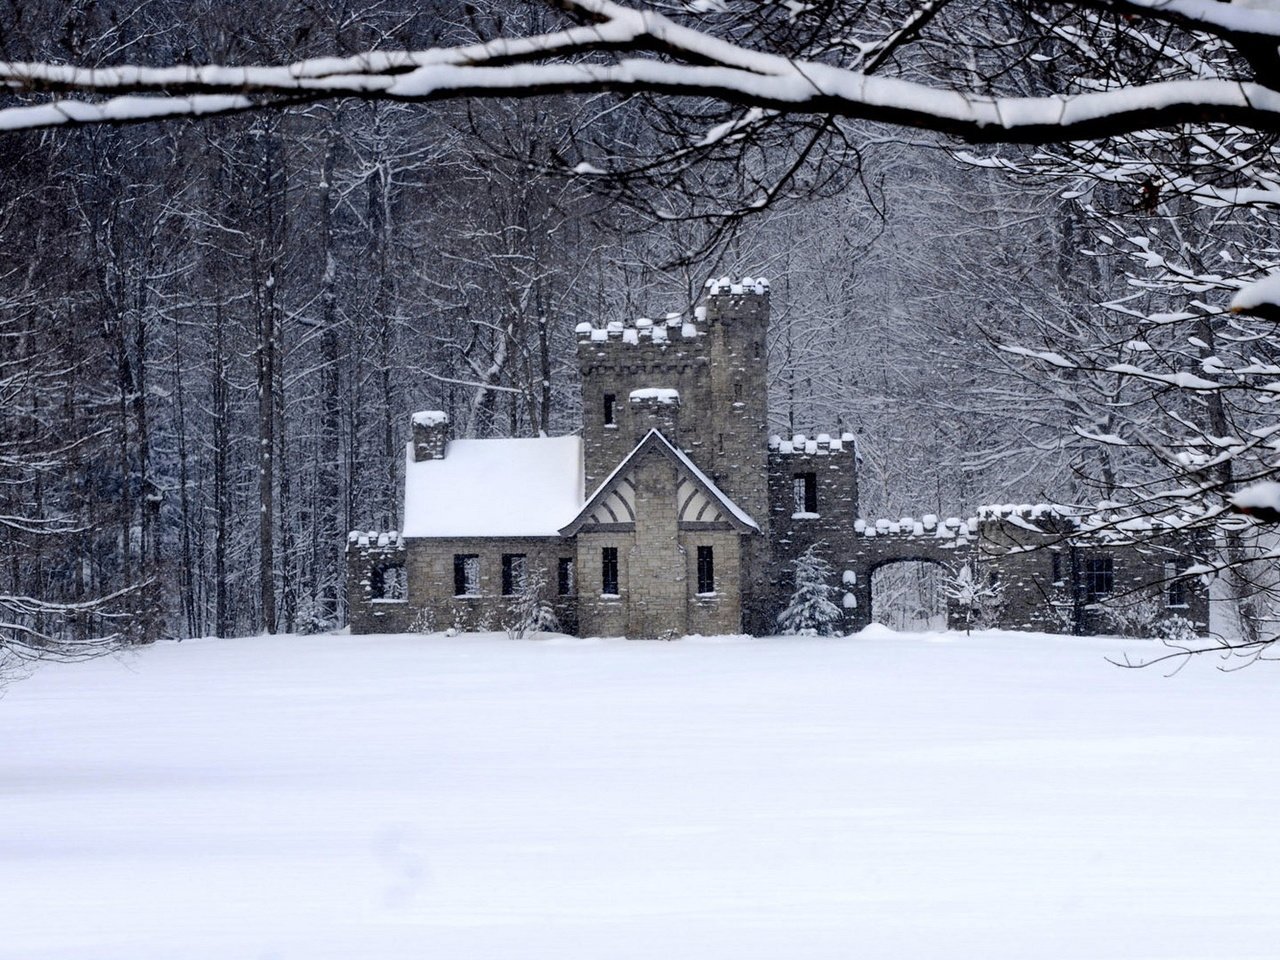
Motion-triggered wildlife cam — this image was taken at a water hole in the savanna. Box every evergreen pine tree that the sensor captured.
[777,543,844,636]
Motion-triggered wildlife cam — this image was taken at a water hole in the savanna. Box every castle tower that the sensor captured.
[575,313,715,493]
[702,277,771,524]
[701,277,772,632]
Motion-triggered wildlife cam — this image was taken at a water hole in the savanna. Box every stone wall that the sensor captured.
[684,529,744,636]
[765,439,861,631]
[348,534,579,634]
[829,508,1210,636]
[576,529,632,637]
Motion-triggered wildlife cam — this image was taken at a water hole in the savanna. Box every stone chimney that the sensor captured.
[629,388,680,444]
[411,410,450,461]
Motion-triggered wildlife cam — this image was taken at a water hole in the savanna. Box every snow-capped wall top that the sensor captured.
[629,388,680,404]
[705,276,769,296]
[769,432,855,455]
[577,312,699,345]
[411,410,448,428]
[402,435,583,538]
[975,503,1075,521]
[854,514,978,541]
[347,529,403,550]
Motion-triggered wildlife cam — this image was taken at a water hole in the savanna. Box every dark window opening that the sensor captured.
[1051,552,1064,584]
[734,382,743,400]
[793,472,818,514]
[370,562,407,600]
[1166,562,1188,607]
[603,393,616,425]
[697,546,715,594]
[558,557,576,596]
[1085,556,1114,601]
[453,554,480,597]
[501,553,527,596]
[601,547,619,595]
[753,340,762,359]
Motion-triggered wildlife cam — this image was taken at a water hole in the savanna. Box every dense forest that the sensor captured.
[4,0,1279,653]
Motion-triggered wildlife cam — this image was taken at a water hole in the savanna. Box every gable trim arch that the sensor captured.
[560,429,759,537]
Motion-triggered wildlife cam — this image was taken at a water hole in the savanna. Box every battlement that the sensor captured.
[975,503,1076,523]
[575,311,704,347]
[347,529,404,553]
[768,432,855,455]
[854,514,979,541]
[705,276,769,297]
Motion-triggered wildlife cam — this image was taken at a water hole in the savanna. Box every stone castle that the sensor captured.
[348,277,1207,637]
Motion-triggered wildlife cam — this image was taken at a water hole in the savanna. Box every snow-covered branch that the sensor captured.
[4,0,1280,141]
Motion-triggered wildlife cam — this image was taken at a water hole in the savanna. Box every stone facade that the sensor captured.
[348,275,1208,639]
[348,532,579,635]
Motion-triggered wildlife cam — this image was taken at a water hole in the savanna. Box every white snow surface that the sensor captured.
[6,628,1280,960]
[402,435,583,537]
[1229,479,1280,512]
[1231,271,1280,313]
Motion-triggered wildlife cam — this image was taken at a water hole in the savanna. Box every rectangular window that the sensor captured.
[603,393,616,425]
[696,546,715,594]
[453,554,480,596]
[501,553,527,596]
[1085,556,1114,601]
[793,472,818,514]
[558,557,576,596]
[1166,562,1188,607]
[1051,552,1064,584]
[601,547,619,596]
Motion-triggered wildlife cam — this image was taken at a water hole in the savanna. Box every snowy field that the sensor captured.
[5,628,1279,960]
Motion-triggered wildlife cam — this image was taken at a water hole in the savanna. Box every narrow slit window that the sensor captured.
[1166,562,1187,607]
[501,553,527,596]
[793,473,818,514]
[558,557,576,597]
[696,546,715,595]
[603,393,616,426]
[601,547,619,596]
[453,554,480,597]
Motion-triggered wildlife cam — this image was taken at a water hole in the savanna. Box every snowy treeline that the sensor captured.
[5,0,1280,650]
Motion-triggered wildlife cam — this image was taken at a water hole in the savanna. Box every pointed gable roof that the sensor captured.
[559,429,759,536]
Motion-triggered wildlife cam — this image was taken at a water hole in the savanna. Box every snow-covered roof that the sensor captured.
[402,436,583,538]
[560,429,758,536]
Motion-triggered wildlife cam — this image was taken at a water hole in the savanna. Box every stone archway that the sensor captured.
[868,556,955,632]
[843,537,973,631]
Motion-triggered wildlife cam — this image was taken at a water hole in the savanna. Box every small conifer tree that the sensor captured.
[506,565,560,639]
[943,562,1005,634]
[777,542,844,636]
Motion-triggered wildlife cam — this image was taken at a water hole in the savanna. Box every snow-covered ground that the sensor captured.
[5,628,1279,960]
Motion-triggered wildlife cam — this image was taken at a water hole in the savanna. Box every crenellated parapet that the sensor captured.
[768,432,856,456]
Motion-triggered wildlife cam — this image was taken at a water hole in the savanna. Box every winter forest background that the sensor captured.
[4,0,1278,648]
